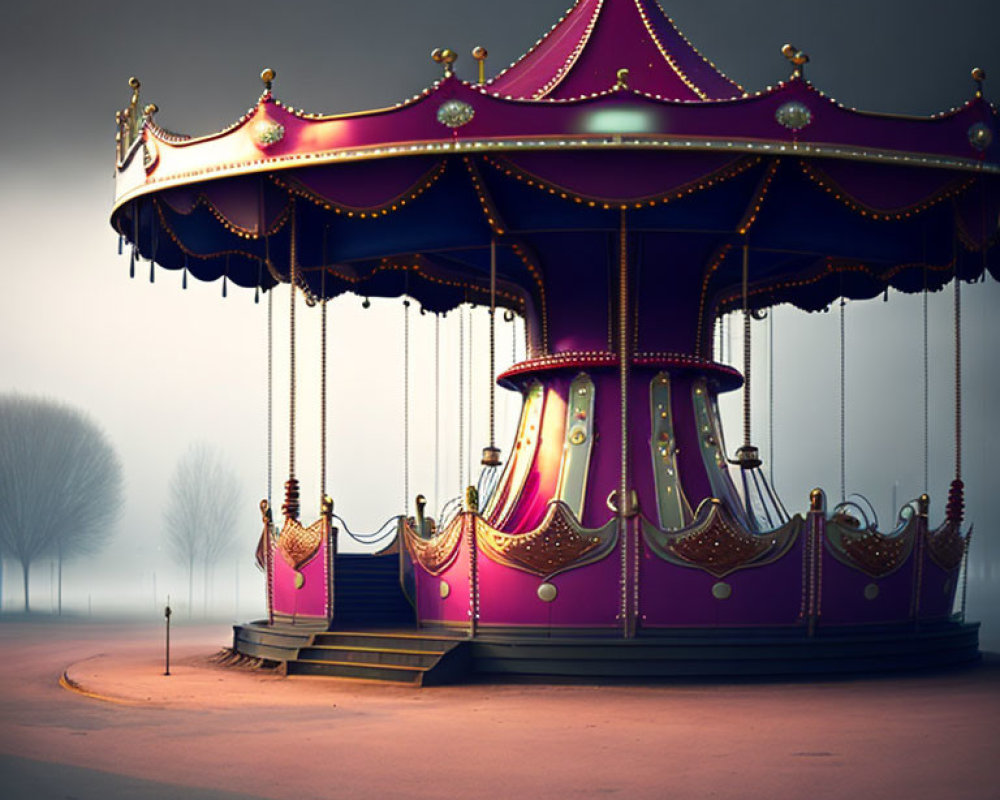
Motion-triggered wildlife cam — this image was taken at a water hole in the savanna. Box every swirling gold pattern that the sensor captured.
[277,515,325,573]
[824,514,918,578]
[475,502,617,578]
[402,515,464,576]
[641,499,802,578]
[926,519,966,572]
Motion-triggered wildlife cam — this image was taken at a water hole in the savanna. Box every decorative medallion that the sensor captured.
[775,101,812,131]
[254,119,285,147]
[537,582,558,603]
[864,582,879,601]
[712,581,732,600]
[967,122,993,151]
[439,580,451,599]
[436,99,475,129]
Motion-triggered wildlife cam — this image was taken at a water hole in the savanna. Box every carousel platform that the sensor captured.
[233,619,980,685]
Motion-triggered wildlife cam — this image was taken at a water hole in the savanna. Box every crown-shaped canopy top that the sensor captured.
[488,0,741,100]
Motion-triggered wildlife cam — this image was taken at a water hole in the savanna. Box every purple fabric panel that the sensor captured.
[160,176,287,233]
[413,540,471,626]
[548,0,702,101]
[809,159,965,212]
[476,551,619,628]
[285,157,443,209]
[488,0,602,99]
[917,559,959,620]
[272,540,328,618]
[476,555,550,626]
[544,266,610,355]
[501,151,742,202]
[629,371,658,523]
[638,538,805,627]
[548,554,620,627]
[635,0,741,100]
[817,548,916,625]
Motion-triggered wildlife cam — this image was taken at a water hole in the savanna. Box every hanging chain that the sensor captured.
[489,239,497,452]
[458,308,465,494]
[839,296,846,503]
[923,263,929,493]
[403,298,410,514]
[769,311,775,481]
[320,269,327,502]
[267,288,273,509]
[434,313,440,512]
[742,244,752,450]
[289,204,297,482]
[954,258,962,483]
[467,304,473,485]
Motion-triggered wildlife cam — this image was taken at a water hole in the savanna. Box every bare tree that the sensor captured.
[163,444,242,617]
[0,395,122,612]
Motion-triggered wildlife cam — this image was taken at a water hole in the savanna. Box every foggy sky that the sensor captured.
[0,1,998,621]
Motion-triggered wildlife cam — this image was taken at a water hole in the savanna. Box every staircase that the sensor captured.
[286,631,470,686]
[332,552,414,628]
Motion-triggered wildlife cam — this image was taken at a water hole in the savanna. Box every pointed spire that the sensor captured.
[488,0,740,101]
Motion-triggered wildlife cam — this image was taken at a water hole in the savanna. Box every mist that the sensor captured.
[0,0,997,650]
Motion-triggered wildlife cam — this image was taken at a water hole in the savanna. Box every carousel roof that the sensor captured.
[111,0,999,337]
[485,0,742,101]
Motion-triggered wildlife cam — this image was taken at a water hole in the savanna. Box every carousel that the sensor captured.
[112,0,997,682]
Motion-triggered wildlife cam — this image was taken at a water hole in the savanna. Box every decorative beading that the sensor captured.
[437,100,475,128]
[475,502,618,578]
[824,513,918,578]
[402,514,464,576]
[641,499,802,578]
[277,514,326,588]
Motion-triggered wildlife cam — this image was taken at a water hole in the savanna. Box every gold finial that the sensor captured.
[143,103,158,117]
[259,498,271,522]
[615,68,629,90]
[972,67,986,98]
[472,46,488,85]
[809,488,825,514]
[261,68,276,92]
[464,485,479,513]
[321,494,333,517]
[918,493,930,517]
[432,48,458,78]
[781,44,809,78]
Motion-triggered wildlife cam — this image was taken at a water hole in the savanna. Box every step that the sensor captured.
[286,632,472,685]
[286,658,425,684]
[297,645,444,668]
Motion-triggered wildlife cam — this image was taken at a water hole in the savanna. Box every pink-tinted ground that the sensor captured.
[0,619,997,799]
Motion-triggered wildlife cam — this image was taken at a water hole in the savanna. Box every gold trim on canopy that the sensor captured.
[402,514,464,576]
[641,498,802,578]
[475,501,618,579]
[824,512,919,579]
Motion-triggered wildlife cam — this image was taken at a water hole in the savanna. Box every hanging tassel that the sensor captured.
[255,284,260,304]
[149,259,155,283]
[129,247,135,278]
[117,235,123,255]
[222,273,228,298]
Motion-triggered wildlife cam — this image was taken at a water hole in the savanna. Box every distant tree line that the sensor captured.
[0,395,123,611]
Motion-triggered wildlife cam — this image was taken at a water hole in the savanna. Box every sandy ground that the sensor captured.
[0,618,998,800]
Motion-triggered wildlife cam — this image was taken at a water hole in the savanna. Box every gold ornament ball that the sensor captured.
[781,43,796,59]
[472,46,488,60]
[972,67,986,82]
[260,68,276,84]
[128,76,140,89]
[431,48,444,63]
